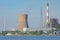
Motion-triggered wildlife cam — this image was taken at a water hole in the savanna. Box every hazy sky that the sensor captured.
[0,0,60,31]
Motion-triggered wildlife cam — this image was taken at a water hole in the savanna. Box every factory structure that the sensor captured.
[18,14,28,32]
[17,3,59,32]
[50,18,58,28]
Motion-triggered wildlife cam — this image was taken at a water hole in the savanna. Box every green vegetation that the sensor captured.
[24,31,44,35]
[56,24,60,31]
[0,30,45,36]
[0,32,3,36]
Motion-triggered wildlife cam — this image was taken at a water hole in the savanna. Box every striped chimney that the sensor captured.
[46,3,49,23]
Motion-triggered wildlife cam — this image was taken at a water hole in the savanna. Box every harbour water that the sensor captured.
[0,36,60,40]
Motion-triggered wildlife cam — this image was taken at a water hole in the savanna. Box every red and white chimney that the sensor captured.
[46,3,49,23]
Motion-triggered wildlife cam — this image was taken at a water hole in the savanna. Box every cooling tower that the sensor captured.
[18,14,28,31]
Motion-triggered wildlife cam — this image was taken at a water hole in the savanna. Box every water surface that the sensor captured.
[0,36,60,40]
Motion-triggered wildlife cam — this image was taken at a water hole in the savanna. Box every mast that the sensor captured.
[40,8,43,29]
[3,16,5,31]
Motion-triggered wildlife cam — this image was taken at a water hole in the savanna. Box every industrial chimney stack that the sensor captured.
[46,3,49,24]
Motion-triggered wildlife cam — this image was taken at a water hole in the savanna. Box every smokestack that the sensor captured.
[46,3,49,23]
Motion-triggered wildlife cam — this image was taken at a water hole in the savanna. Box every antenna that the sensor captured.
[40,8,43,29]
[3,16,5,31]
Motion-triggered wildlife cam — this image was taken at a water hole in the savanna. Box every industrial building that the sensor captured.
[50,18,58,28]
[18,14,28,32]
[17,3,58,33]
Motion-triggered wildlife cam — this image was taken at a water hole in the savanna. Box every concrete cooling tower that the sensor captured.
[18,14,28,32]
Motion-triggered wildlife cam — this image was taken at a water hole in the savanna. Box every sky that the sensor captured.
[0,0,60,31]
